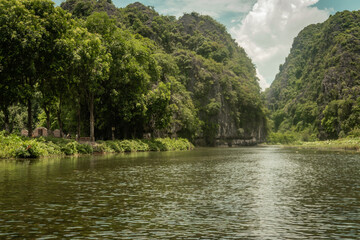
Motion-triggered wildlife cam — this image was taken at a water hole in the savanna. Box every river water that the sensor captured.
[0,147,359,239]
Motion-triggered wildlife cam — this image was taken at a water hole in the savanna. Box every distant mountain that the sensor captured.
[266,10,360,139]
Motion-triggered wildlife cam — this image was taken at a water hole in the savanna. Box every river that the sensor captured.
[0,147,359,239]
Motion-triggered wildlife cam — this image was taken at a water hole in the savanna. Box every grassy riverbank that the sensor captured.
[0,131,194,159]
[284,138,360,151]
[266,131,360,151]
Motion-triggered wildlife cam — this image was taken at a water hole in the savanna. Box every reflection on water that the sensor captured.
[0,147,359,239]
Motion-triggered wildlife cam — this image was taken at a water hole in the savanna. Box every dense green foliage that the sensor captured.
[0,131,193,159]
[0,0,266,145]
[266,10,360,140]
[266,130,318,145]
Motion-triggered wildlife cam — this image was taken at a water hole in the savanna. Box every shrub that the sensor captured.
[62,142,78,155]
[132,140,149,152]
[61,142,93,155]
[118,140,139,152]
[141,139,164,151]
[266,132,299,144]
[77,143,93,154]
[45,136,73,145]
[348,128,360,138]
[61,146,74,155]
[151,138,194,151]
[0,130,193,159]
[14,140,44,158]
[93,143,114,153]
[105,141,123,152]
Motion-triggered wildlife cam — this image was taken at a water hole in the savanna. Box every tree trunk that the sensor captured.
[57,98,63,138]
[27,98,33,137]
[89,93,95,142]
[45,107,52,136]
[77,101,81,138]
[3,107,10,133]
[132,127,136,139]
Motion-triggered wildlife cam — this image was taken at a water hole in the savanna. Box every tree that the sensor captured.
[33,1,74,136]
[145,82,172,136]
[108,33,159,138]
[0,0,46,136]
[84,12,161,138]
[73,28,111,141]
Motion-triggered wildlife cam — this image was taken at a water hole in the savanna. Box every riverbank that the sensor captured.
[277,138,360,152]
[0,131,194,159]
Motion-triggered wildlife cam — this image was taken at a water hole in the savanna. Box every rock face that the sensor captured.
[175,50,267,146]
[118,4,268,145]
[266,10,360,139]
[175,13,267,145]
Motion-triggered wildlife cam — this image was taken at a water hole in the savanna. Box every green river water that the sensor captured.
[0,147,359,239]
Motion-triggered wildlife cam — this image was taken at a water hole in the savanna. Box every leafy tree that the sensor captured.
[73,28,111,141]
[0,0,47,136]
[33,1,74,135]
[0,0,268,145]
[145,82,172,135]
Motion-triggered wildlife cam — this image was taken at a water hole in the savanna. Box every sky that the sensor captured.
[54,0,360,90]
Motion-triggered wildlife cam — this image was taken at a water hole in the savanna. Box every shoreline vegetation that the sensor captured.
[284,139,360,152]
[267,132,360,152]
[0,131,194,159]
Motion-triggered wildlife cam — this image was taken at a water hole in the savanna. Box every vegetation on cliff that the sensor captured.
[266,10,360,141]
[0,0,266,146]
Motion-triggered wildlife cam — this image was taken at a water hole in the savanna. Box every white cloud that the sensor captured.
[256,69,269,91]
[231,0,329,88]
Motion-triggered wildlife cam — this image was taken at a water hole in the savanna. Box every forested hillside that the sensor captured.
[266,10,360,140]
[0,0,266,145]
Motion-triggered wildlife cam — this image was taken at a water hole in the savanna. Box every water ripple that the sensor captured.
[0,147,359,239]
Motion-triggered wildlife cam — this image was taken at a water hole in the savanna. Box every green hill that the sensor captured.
[266,10,360,140]
[61,0,267,145]
[0,0,266,146]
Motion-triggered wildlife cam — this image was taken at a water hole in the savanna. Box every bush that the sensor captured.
[348,128,360,138]
[93,143,114,153]
[117,140,150,152]
[98,138,193,153]
[14,143,39,158]
[0,131,21,158]
[77,143,93,154]
[141,139,164,151]
[117,140,133,152]
[0,130,193,159]
[62,142,78,155]
[61,146,74,155]
[266,132,299,144]
[45,136,73,145]
[104,141,123,153]
[151,138,194,151]
[14,140,46,158]
[61,142,93,155]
